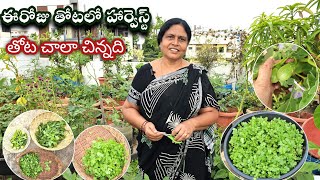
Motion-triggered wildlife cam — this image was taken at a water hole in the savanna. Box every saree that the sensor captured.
[127,63,220,180]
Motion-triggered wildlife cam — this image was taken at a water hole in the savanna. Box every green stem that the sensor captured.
[235,66,248,119]
[295,73,306,80]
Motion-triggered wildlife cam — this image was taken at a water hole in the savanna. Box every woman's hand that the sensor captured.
[172,120,195,142]
[144,122,164,141]
[253,57,279,108]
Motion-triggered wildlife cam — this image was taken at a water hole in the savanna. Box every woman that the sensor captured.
[122,18,219,180]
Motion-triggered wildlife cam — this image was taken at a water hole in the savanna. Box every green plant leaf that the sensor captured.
[214,169,229,179]
[298,162,320,173]
[314,105,320,130]
[308,141,320,149]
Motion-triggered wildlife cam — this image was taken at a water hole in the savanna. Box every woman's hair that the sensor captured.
[157,18,192,45]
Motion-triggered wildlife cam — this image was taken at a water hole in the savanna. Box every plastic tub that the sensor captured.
[220,111,308,180]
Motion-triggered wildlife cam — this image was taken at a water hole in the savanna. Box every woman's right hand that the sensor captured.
[144,122,164,141]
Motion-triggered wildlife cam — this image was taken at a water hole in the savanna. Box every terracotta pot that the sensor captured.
[98,77,106,85]
[302,118,320,159]
[217,108,242,128]
[245,108,261,114]
[286,111,313,126]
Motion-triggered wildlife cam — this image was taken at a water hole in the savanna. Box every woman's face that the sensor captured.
[160,24,188,61]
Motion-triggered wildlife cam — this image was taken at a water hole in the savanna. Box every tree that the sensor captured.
[142,16,165,62]
[197,42,221,70]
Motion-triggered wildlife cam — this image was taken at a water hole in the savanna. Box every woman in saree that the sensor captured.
[122,18,220,180]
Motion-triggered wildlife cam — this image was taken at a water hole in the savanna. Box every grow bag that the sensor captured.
[220,111,308,180]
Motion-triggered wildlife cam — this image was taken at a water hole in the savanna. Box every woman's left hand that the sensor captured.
[172,120,195,142]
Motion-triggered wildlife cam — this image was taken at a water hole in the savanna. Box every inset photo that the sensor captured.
[252,43,319,113]
[73,125,131,180]
[2,109,75,180]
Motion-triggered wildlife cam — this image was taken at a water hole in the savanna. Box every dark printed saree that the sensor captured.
[127,63,219,180]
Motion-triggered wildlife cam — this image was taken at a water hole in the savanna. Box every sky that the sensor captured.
[0,0,312,30]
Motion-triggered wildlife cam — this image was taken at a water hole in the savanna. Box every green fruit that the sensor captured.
[271,67,279,83]
[277,63,295,82]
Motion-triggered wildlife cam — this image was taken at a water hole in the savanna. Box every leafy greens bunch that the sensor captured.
[19,152,43,178]
[82,138,126,180]
[35,120,66,148]
[10,129,27,150]
[228,116,304,179]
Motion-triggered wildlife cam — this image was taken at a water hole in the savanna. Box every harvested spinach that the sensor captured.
[228,116,304,179]
[35,121,66,148]
[10,129,27,150]
[82,138,126,180]
[44,160,51,171]
[19,152,43,178]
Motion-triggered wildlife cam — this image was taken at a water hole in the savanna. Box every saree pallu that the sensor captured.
[127,63,219,180]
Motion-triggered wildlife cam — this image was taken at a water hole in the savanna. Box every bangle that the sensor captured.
[140,121,149,132]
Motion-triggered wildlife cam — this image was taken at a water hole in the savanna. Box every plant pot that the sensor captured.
[245,107,265,114]
[217,108,242,128]
[98,77,106,85]
[286,111,313,126]
[302,118,320,159]
[220,111,308,180]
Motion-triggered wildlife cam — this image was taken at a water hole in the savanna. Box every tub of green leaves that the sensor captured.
[220,111,308,180]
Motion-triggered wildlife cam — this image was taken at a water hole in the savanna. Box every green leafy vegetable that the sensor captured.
[10,129,27,150]
[314,105,320,130]
[44,160,51,171]
[229,116,304,179]
[35,121,66,148]
[166,134,182,144]
[82,138,126,180]
[19,152,43,178]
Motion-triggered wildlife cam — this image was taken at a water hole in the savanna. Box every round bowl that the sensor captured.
[16,148,63,179]
[220,111,308,180]
[73,125,131,180]
[29,111,74,151]
[3,126,30,154]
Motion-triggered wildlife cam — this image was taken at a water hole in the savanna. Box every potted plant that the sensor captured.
[217,91,243,128]
[243,89,266,113]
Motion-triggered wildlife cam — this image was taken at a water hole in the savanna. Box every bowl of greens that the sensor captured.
[16,148,62,180]
[3,126,30,153]
[30,112,74,151]
[73,125,131,180]
[220,111,308,180]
